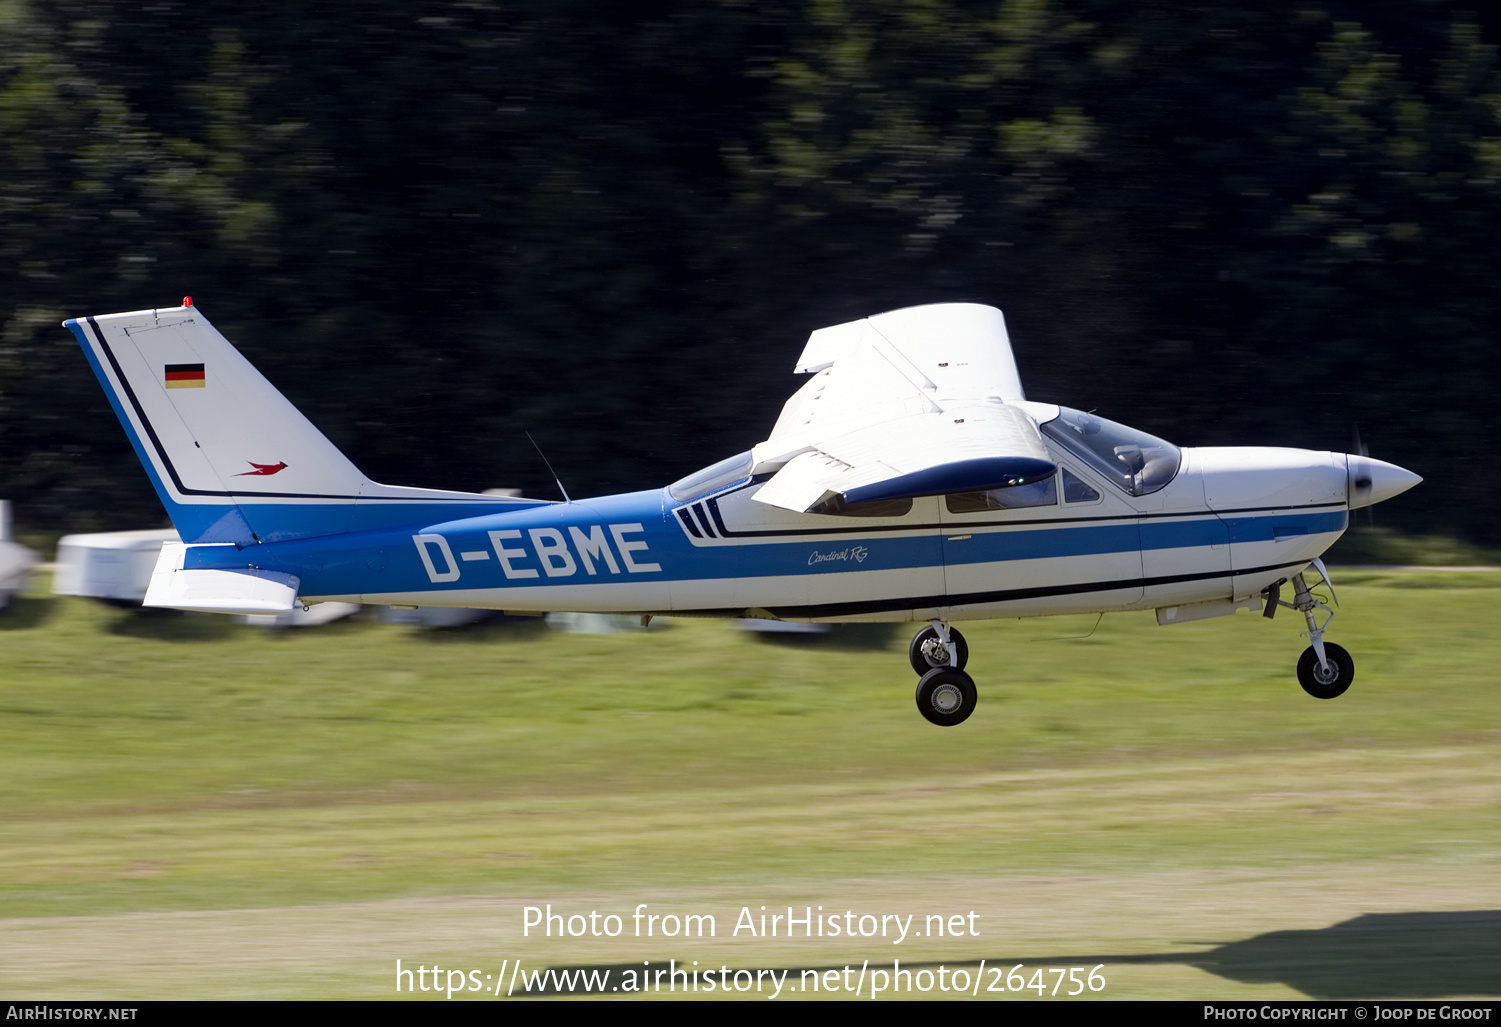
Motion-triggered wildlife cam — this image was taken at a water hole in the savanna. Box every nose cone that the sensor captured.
[1347,454,1422,510]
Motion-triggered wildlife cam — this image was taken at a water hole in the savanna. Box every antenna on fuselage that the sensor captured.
[526,431,572,504]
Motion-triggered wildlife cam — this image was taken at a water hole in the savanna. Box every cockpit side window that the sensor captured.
[1040,408,1181,497]
[668,451,754,502]
[1061,467,1101,503]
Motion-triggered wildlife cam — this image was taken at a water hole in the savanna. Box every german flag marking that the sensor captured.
[164,363,205,389]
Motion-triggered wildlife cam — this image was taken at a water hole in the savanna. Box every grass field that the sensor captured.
[1,569,1497,1000]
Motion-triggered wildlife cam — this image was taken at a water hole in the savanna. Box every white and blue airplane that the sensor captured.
[66,300,1420,725]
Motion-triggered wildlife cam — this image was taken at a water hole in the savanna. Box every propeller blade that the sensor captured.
[1351,425,1374,524]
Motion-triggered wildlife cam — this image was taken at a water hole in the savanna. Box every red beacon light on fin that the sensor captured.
[182,296,193,307]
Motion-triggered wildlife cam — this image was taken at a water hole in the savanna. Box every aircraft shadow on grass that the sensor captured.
[104,606,239,641]
[518,911,1498,998]
[746,622,899,652]
[1146,910,1501,999]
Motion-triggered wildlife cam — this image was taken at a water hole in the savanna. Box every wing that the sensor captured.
[751,303,1055,513]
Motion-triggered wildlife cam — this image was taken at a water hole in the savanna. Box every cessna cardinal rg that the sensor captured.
[66,300,1420,726]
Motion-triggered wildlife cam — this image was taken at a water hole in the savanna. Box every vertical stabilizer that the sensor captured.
[66,303,534,544]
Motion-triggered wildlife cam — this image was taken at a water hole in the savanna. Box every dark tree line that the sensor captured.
[2,1,1496,540]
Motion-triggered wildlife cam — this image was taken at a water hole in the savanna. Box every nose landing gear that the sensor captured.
[1297,641,1353,699]
[1265,559,1354,699]
[909,621,977,725]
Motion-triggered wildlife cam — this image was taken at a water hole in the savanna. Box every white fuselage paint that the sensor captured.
[303,445,1359,625]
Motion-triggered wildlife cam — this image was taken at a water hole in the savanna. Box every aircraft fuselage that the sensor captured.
[204,444,1366,626]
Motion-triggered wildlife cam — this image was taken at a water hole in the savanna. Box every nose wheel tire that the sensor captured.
[1297,642,1354,699]
[915,668,977,726]
[909,626,969,674]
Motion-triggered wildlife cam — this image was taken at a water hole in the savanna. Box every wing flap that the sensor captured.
[795,320,865,374]
[863,304,1024,403]
[788,303,1024,403]
[748,450,851,513]
[770,331,939,445]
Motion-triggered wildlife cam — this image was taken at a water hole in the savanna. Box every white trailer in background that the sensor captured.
[0,501,38,610]
[52,528,180,605]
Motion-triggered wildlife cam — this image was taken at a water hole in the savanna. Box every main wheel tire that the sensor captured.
[915,668,978,726]
[1297,642,1354,699]
[908,626,969,675]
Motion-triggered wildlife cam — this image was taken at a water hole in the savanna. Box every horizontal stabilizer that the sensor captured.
[144,541,301,615]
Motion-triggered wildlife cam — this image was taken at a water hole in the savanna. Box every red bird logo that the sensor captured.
[234,460,288,477]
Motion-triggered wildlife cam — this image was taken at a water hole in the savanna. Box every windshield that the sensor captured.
[1039,407,1180,496]
[668,451,754,502]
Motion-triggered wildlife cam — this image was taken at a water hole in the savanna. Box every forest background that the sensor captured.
[1,0,1495,543]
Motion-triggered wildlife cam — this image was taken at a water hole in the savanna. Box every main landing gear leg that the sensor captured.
[910,621,977,726]
[909,620,969,673]
[1269,564,1353,699]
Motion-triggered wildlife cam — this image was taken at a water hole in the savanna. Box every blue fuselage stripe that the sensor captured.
[185,488,1345,602]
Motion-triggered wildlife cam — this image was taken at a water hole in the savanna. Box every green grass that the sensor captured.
[1,572,1497,999]
[1323,525,1501,566]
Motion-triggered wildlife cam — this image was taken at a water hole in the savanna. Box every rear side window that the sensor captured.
[669,451,754,502]
[809,495,914,517]
[946,476,1058,513]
